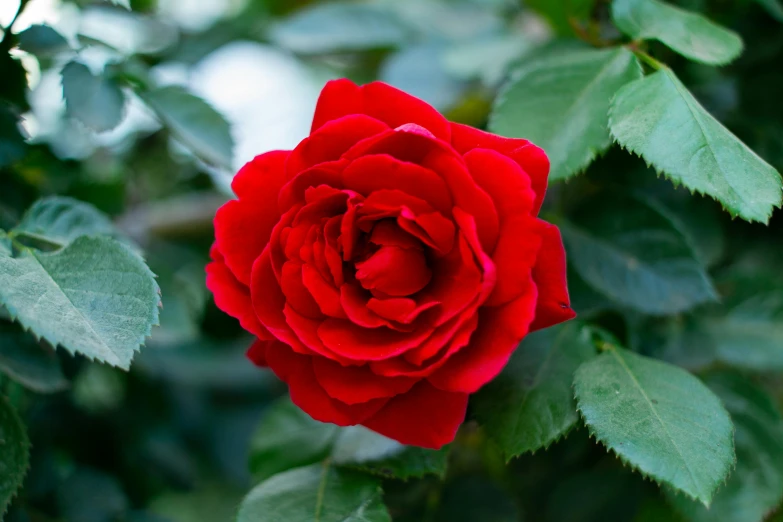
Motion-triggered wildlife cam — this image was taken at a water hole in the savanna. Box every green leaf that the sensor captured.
[149,483,244,522]
[611,0,743,65]
[248,397,448,482]
[473,322,596,458]
[17,25,70,57]
[56,468,129,522]
[754,0,783,22]
[0,397,30,516]
[108,0,131,9]
[609,68,782,223]
[0,323,67,394]
[236,463,391,522]
[249,398,339,483]
[525,0,596,35]
[12,196,121,248]
[0,103,26,168]
[61,61,126,132]
[0,236,160,370]
[271,3,408,54]
[331,426,449,480]
[705,292,783,371]
[490,47,642,181]
[574,347,735,505]
[667,373,783,522]
[560,194,717,315]
[140,86,234,170]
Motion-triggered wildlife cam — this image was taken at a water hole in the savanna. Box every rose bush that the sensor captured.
[206,79,575,448]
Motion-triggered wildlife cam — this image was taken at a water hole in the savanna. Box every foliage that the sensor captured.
[1,0,783,521]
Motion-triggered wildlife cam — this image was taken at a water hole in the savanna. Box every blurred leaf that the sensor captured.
[141,86,234,170]
[490,47,642,181]
[61,61,126,133]
[0,323,67,393]
[17,25,70,57]
[574,347,735,505]
[149,484,243,522]
[547,467,647,522]
[236,464,391,522]
[754,0,783,22]
[331,426,449,480]
[249,397,339,483]
[609,69,782,223]
[612,0,743,65]
[56,468,128,522]
[525,0,596,35]
[637,317,716,372]
[705,292,783,371]
[249,398,448,483]
[108,0,131,9]
[435,476,519,522]
[271,3,409,54]
[443,34,530,87]
[473,322,596,459]
[0,48,29,111]
[0,236,160,370]
[0,398,29,516]
[380,44,463,111]
[72,364,125,413]
[668,373,783,522]
[0,103,26,168]
[561,195,717,315]
[12,196,122,248]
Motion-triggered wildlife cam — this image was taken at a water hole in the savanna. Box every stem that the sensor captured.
[7,230,66,250]
[628,45,667,71]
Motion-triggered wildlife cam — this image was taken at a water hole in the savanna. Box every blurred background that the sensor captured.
[1,0,782,520]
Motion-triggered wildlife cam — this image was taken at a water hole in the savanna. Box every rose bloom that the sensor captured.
[207,80,575,449]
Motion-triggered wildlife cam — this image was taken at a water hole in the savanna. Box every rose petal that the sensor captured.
[363,381,468,449]
[366,297,439,324]
[355,245,432,297]
[214,152,289,285]
[463,148,536,220]
[529,221,576,331]
[485,214,542,307]
[301,263,347,319]
[312,357,417,405]
[280,261,323,319]
[206,246,271,339]
[318,317,434,361]
[427,282,538,393]
[266,343,387,425]
[246,338,270,367]
[450,122,549,215]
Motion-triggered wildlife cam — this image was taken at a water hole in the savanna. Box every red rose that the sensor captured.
[206,79,575,449]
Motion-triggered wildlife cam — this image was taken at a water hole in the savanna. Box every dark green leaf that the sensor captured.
[473,322,596,458]
[249,397,339,483]
[435,476,520,522]
[490,47,642,181]
[561,195,717,315]
[149,483,244,522]
[754,0,783,22]
[57,468,128,522]
[525,0,596,35]
[574,347,735,505]
[141,86,234,170]
[12,196,121,248]
[331,426,449,480]
[271,3,408,54]
[0,323,67,393]
[611,0,743,65]
[17,25,70,57]
[0,236,160,370]
[0,103,26,168]
[668,373,783,522]
[609,69,782,223]
[61,61,126,132]
[236,463,391,522]
[0,48,29,111]
[0,397,29,516]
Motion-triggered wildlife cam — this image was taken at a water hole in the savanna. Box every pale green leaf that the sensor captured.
[490,47,642,180]
[611,0,743,65]
[331,426,449,480]
[17,25,70,57]
[249,398,339,483]
[473,322,596,458]
[0,397,29,516]
[609,69,782,223]
[61,61,126,132]
[141,86,234,170]
[561,195,717,315]
[0,236,160,369]
[0,323,67,393]
[109,0,131,9]
[271,3,408,54]
[12,196,121,248]
[236,463,391,522]
[668,373,783,522]
[574,347,735,505]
